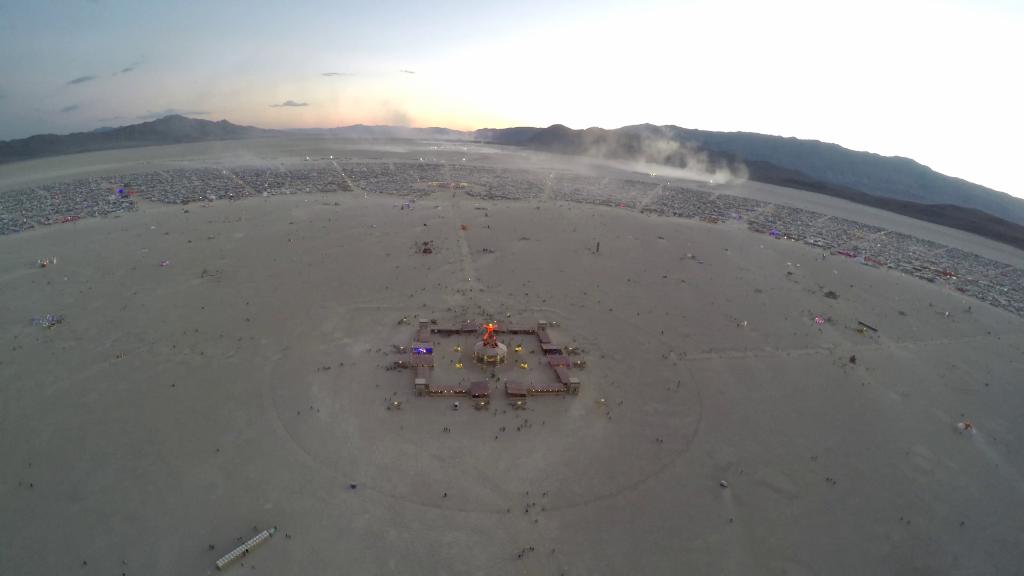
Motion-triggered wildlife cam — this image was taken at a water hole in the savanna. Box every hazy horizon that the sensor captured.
[0,0,1021,197]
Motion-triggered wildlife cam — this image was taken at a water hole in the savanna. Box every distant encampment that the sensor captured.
[3,115,1024,247]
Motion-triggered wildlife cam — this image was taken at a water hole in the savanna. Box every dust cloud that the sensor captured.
[543,126,749,184]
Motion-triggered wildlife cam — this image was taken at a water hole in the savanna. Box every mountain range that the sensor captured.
[2,115,1023,248]
[0,115,276,162]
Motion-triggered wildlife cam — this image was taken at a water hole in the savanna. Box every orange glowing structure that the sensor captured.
[482,323,498,347]
[474,322,507,364]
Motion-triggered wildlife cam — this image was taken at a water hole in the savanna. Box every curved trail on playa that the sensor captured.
[258,191,709,516]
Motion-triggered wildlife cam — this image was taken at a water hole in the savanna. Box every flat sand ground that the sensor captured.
[2,142,1024,575]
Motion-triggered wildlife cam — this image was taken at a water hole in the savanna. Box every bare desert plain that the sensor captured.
[1,139,1023,575]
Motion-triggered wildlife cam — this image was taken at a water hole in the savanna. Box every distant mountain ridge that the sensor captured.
[0,115,277,163]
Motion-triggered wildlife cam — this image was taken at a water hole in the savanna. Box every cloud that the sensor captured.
[270,100,308,108]
[60,104,80,113]
[113,61,142,76]
[399,69,415,74]
[322,72,354,77]
[68,75,96,85]
[136,108,209,120]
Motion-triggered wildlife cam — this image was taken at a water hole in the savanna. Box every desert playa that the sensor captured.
[1,140,1023,575]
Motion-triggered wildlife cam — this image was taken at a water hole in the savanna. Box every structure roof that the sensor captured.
[469,381,490,397]
[428,382,467,393]
[529,381,566,393]
[505,380,529,396]
[548,355,571,367]
[553,365,572,383]
[410,354,435,368]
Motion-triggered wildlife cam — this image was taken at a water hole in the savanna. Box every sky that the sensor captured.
[0,0,1021,196]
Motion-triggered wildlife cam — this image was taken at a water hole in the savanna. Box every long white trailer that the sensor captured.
[215,526,277,571]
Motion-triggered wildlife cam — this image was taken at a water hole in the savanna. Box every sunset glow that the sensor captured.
[0,0,1021,195]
